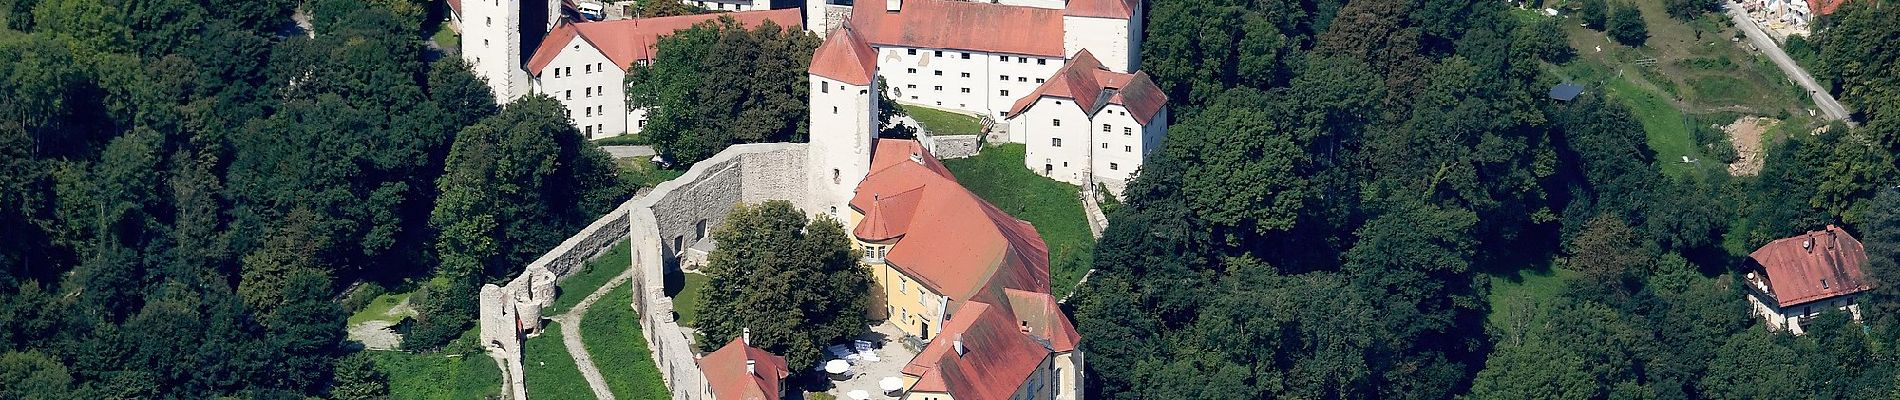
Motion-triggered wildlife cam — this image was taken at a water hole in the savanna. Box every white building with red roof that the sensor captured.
[808,26,1086,400]
[1743,225,1874,334]
[1006,49,1166,193]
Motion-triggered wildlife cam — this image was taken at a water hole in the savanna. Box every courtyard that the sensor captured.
[819,323,923,400]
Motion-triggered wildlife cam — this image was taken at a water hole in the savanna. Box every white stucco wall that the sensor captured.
[532,35,629,138]
[1087,104,1143,187]
[462,0,530,101]
[1019,98,1092,186]
[1062,16,1136,73]
[806,75,878,219]
[877,46,1062,122]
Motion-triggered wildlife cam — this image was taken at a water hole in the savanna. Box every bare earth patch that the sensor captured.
[1724,116,1776,176]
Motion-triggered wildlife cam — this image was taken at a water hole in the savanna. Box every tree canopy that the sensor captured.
[694,200,870,369]
[627,17,817,165]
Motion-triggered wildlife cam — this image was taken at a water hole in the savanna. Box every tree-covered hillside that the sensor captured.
[1074,0,1900,399]
[0,0,624,397]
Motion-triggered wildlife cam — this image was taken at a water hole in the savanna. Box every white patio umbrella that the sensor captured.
[880,376,905,393]
[825,359,851,375]
[847,390,872,400]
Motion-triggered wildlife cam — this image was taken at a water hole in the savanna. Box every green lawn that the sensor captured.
[368,330,503,400]
[669,272,710,327]
[902,104,982,136]
[1604,77,1713,179]
[941,144,1094,298]
[429,23,459,51]
[581,284,671,399]
[1485,267,1575,330]
[347,290,414,326]
[616,157,685,190]
[523,322,592,400]
[547,239,633,315]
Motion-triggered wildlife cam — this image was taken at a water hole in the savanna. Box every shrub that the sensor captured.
[1609,4,1649,47]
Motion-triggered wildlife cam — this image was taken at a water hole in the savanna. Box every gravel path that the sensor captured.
[552,268,637,400]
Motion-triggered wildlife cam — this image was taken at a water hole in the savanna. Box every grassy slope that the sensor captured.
[547,239,633,315]
[581,284,671,399]
[902,104,982,135]
[346,291,414,326]
[523,323,592,400]
[1604,77,1707,178]
[671,272,709,327]
[1485,267,1575,329]
[941,144,1094,298]
[616,157,685,190]
[372,351,503,400]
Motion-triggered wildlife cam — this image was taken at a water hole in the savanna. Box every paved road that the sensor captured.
[553,269,637,400]
[1726,5,1856,125]
[601,145,656,159]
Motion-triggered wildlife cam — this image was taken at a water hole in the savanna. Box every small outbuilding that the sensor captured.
[1549,83,1586,102]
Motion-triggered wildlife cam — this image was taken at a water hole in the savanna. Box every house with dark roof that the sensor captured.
[1743,225,1874,334]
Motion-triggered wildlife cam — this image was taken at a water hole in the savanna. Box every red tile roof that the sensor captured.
[1064,0,1139,19]
[526,9,803,75]
[699,336,791,400]
[850,140,1051,308]
[809,26,878,86]
[849,0,1067,57]
[446,0,461,15]
[1003,288,1080,353]
[901,301,1051,400]
[1749,225,1872,308]
[1808,0,1850,16]
[1006,49,1168,124]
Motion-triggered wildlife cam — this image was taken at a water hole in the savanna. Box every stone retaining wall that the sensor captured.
[921,133,981,159]
[481,143,810,400]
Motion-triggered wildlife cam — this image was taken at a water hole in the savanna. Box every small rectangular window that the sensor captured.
[934,70,943,76]
[822,81,829,93]
[1051,137,1062,147]
[585,87,593,97]
[1125,145,1132,152]
[999,75,1009,81]
[934,50,943,57]
[908,49,917,55]
[1017,57,1028,63]
[907,84,917,89]
[1038,59,1048,65]
[960,88,970,93]
[999,55,1008,61]
[934,86,943,91]
[1102,124,1111,132]
[585,64,592,73]
[1000,90,1010,96]
[1052,119,1061,126]
[565,90,572,100]
[961,52,970,59]
[1110,162,1119,170]
[960,72,971,78]
[1100,143,1108,149]
[1019,77,1028,82]
[1124,127,1132,135]
[908,68,917,73]
[553,69,561,78]
[1036,78,1046,83]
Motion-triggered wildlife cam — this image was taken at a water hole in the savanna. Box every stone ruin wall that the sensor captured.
[480,143,809,399]
[918,131,981,159]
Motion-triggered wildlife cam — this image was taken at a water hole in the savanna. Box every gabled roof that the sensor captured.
[809,26,879,86]
[699,336,792,400]
[1006,49,1168,124]
[1749,225,1872,307]
[1064,0,1139,19]
[446,0,461,15]
[849,0,1067,57]
[901,301,1052,400]
[850,140,1051,309]
[526,8,803,75]
[1003,288,1080,353]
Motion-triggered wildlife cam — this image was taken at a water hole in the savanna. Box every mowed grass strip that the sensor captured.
[548,239,633,315]
[581,284,670,399]
[902,104,983,136]
[942,144,1094,298]
[523,322,593,399]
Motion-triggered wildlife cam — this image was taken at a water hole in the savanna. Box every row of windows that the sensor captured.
[998,75,1046,84]
[900,48,1051,65]
[563,85,609,100]
[549,62,607,78]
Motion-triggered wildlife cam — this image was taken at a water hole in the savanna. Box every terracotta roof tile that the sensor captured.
[809,26,879,86]
[1064,0,1139,19]
[849,0,1067,57]
[900,301,1051,400]
[527,9,803,75]
[447,0,461,15]
[1808,0,1850,16]
[1007,49,1167,124]
[1749,225,1872,307]
[699,336,792,400]
[1003,288,1080,352]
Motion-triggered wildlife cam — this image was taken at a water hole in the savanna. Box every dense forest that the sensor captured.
[1072,0,1900,399]
[0,0,624,396]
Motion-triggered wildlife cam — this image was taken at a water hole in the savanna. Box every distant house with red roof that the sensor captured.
[1748,0,1864,30]
[698,334,793,400]
[1743,225,1874,334]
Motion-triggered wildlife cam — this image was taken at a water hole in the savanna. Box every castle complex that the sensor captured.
[463,0,1167,398]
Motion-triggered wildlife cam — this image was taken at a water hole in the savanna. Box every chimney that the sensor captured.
[747,359,757,376]
[953,336,966,357]
[909,152,924,165]
[886,0,901,12]
[742,327,751,345]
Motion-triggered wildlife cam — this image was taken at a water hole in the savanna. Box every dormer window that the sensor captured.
[1822,279,1830,289]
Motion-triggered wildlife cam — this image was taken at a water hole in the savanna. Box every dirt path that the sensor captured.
[1725,116,1775,176]
[553,268,636,400]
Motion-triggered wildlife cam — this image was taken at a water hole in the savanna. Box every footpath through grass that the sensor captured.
[582,284,671,399]
[523,322,592,400]
[942,144,1094,298]
[547,239,633,315]
[902,104,982,135]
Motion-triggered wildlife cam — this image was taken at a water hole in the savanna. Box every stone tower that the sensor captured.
[460,0,547,102]
[804,26,880,220]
